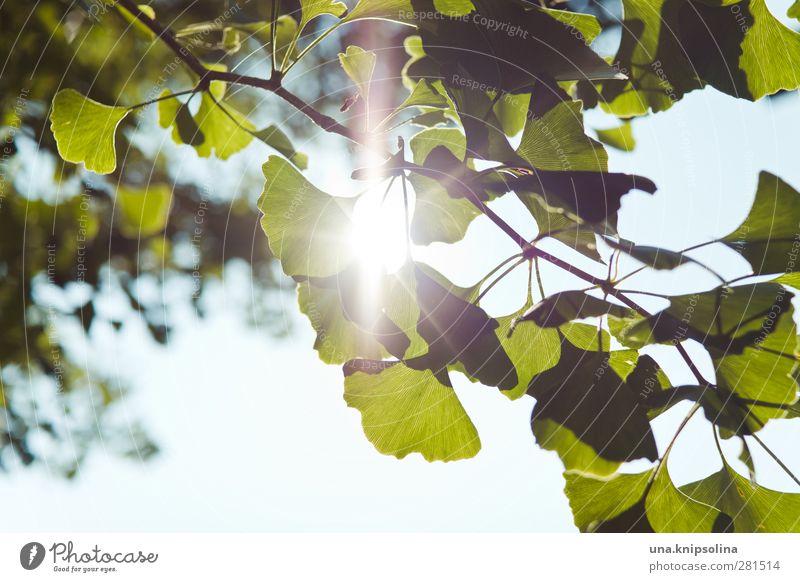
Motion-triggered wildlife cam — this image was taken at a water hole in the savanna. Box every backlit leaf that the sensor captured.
[259,156,356,277]
[343,361,480,462]
[50,89,129,174]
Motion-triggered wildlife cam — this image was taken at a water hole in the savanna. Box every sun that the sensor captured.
[349,178,412,277]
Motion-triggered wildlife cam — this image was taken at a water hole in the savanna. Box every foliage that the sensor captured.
[14,0,800,530]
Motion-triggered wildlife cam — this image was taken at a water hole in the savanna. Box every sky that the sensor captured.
[1,0,799,532]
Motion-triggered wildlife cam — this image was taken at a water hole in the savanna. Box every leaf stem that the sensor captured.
[748,430,800,488]
[270,0,281,75]
[126,88,197,111]
[283,21,344,75]
[645,402,702,493]
[476,257,526,304]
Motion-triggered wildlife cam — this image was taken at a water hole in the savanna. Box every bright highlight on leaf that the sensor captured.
[259,156,356,278]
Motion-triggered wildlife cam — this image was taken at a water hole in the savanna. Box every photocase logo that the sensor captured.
[20,542,46,570]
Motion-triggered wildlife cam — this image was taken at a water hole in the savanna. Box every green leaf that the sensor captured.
[297,277,388,365]
[681,460,800,532]
[298,0,347,32]
[259,156,356,277]
[297,262,427,364]
[538,7,602,44]
[193,93,254,159]
[610,284,799,429]
[526,198,602,261]
[116,184,172,238]
[595,0,800,116]
[722,172,800,275]
[565,465,731,532]
[772,272,800,290]
[433,0,475,17]
[413,267,518,391]
[253,125,308,169]
[400,35,426,90]
[411,0,618,95]
[517,100,607,172]
[157,90,204,146]
[343,361,480,462]
[407,128,480,245]
[594,122,636,152]
[50,89,129,175]
[604,237,689,270]
[114,3,157,39]
[493,304,561,401]
[190,68,255,159]
[274,15,301,65]
[790,0,800,21]
[378,79,451,129]
[342,0,416,24]
[492,93,530,138]
[564,469,652,532]
[527,336,658,473]
[513,291,631,328]
[338,45,377,105]
[446,85,520,163]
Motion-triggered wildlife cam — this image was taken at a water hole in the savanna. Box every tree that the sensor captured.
[11,0,800,530]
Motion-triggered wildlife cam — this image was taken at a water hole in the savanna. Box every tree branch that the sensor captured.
[113,0,367,145]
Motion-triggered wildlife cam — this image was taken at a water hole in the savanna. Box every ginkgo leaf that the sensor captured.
[298,0,347,31]
[790,0,800,21]
[252,125,308,169]
[514,291,631,328]
[492,93,531,138]
[338,46,376,105]
[603,237,689,270]
[297,279,389,365]
[157,90,204,146]
[413,267,517,391]
[564,469,652,532]
[681,460,800,532]
[594,122,636,152]
[508,86,655,224]
[722,172,800,275]
[411,0,618,95]
[50,89,129,174]
[342,0,416,24]
[527,337,658,473]
[401,35,426,90]
[378,79,450,130]
[526,198,602,261]
[116,184,172,238]
[114,3,157,38]
[493,304,561,401]
[405,128,482,245]
[193,92,254,159]
[595,0,800,116]
[565,464,731,532]
[517,100,608,172]
[298,262,427,364]
[539,6,602,44]
[259,156,356,277]
[343,360,480,462]
[610,283,799,428]
[446,85,520,163]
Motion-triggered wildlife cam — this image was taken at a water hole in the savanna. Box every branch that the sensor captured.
[113,0,367,145]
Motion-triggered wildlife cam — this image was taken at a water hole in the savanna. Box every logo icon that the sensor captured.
[20,542,45,570]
